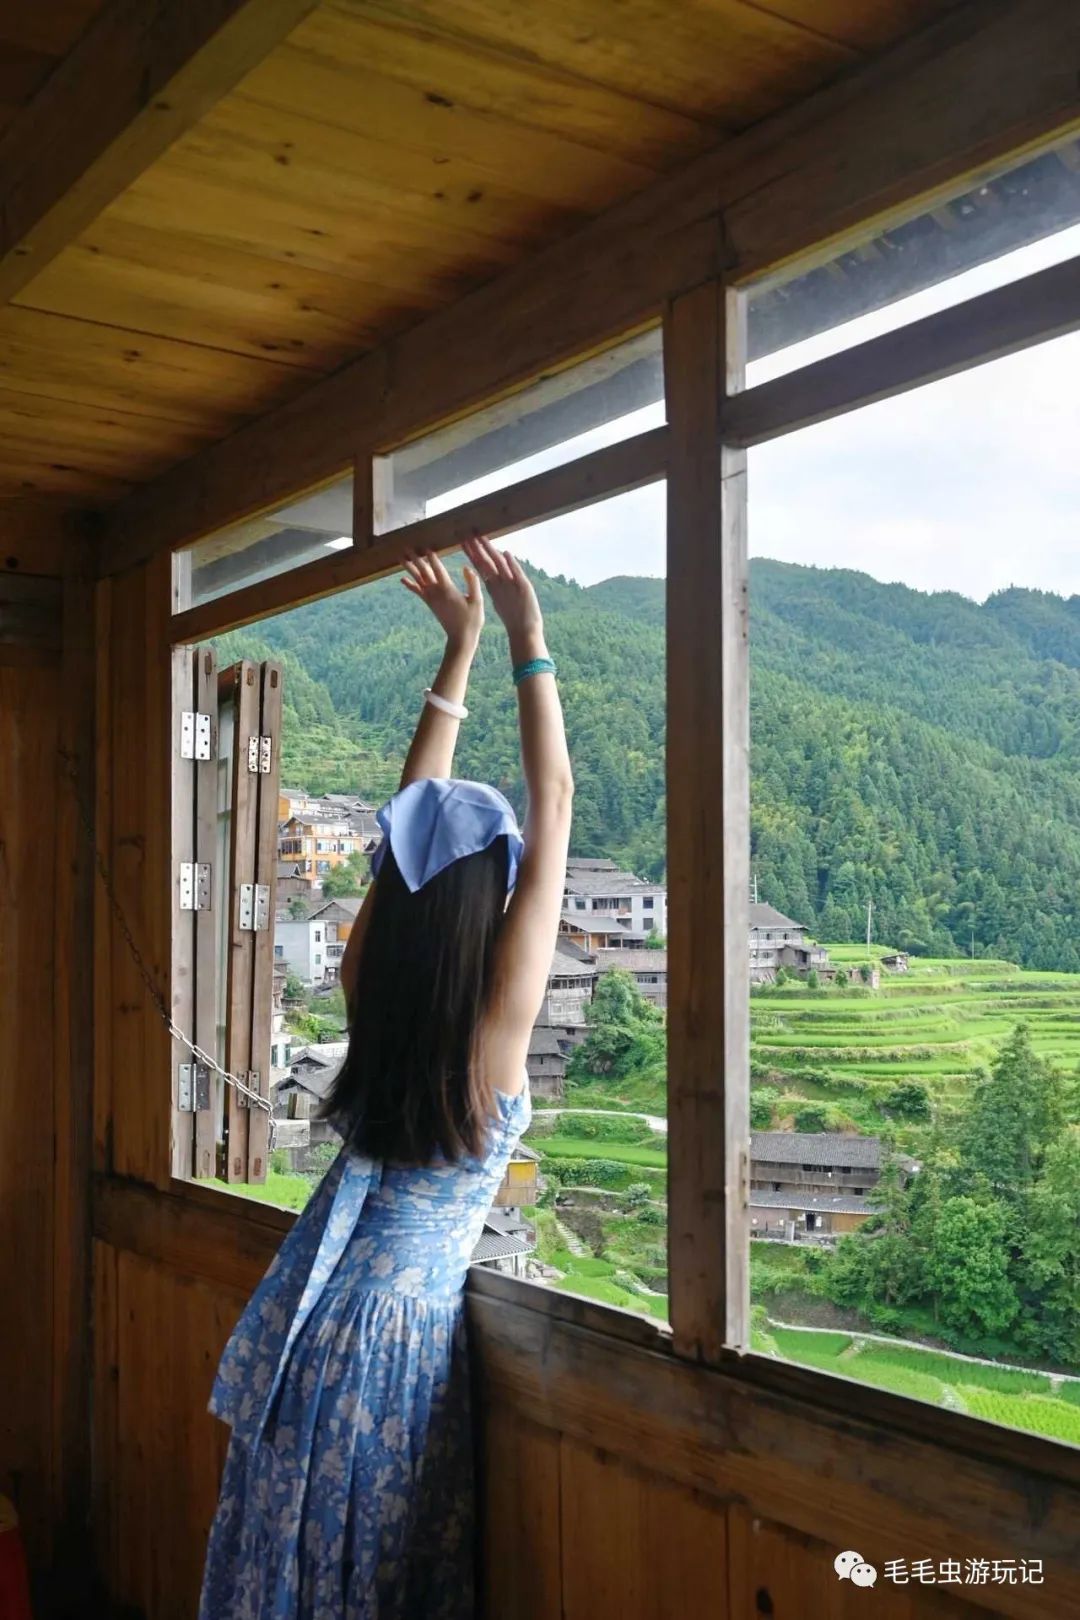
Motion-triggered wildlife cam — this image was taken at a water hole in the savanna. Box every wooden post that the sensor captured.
[664,279,750,1361]
[170,646,197,1180]
[246,662,283,1182]
[193,645,219,1179]
[223,662,260,1181]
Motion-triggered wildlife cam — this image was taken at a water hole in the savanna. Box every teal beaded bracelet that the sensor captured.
[512,656,557,686]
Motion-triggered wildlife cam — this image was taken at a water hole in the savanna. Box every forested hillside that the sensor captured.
[217,559,1080,970]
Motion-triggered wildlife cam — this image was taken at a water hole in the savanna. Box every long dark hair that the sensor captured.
[323,837,510,1163]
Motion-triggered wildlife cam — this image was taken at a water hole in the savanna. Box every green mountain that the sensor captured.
[217,559,1080,971]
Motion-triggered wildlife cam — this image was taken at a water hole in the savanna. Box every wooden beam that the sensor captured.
[97,0,1080,578]
[49,544,97,1589]
[469,1287,1080,1620]
[664,283,749,1363]
[726,252,1080,446]
[171,425,669,642]
[723,0,1080,282]
[0,0,320,303]
[92,1174,284,1297]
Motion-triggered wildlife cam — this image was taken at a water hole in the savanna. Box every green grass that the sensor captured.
[762,1324,1080,1445]
[535,1135,667,1169]
[213,1171,314,1213]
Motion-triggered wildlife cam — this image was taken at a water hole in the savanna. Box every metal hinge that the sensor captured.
[177,1063,210,1111]
[247,734,272,773]
[180,711,212,760]
[179,862,211,910]
[239,883,271,931]
[234,1070,259,1109]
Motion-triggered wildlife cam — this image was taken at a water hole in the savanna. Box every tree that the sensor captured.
[806,969,820,990]
[568,970,664,1081]
[958,1025,1063,1203]
[322,852,368,898]
[750,1086,779,1128]
[881,1080,931,1122]
[793,1102,828,1133]
[287,897,309,920]
[1019,1125,1080,1363]
[924,1196,1018,1338]
[833,968,848,989]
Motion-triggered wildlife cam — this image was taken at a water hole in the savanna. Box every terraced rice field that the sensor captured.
[754,1321,1080,1446]
[750,951,1080,1135]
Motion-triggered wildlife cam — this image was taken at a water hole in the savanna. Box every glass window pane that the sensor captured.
[374,328,664,533]
[746,322,1080,1445]
[745,134,1080,386]
[177,473,354,611]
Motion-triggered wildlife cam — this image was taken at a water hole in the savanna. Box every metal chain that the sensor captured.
[57,745,276,1142]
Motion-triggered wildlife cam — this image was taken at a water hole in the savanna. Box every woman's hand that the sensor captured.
[402,552,484,650]
[463,535,545,661]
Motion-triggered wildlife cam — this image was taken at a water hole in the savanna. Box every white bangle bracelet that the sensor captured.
[424,687,468,720]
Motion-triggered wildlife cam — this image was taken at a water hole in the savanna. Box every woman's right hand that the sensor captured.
[463,535,545,659]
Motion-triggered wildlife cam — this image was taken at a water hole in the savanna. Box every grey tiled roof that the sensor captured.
[597,948,668,972]
[750,1190,878,1215]
[550,948,597,979]
[529,1025,564,1057]
[470,1228,533,1264]
[751,1131,882,1169]
[564,871,660,897]
[749,903,806,931]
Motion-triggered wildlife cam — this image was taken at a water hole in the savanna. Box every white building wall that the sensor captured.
[274,918,332,985]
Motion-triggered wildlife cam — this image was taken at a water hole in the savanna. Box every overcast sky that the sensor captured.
[442,221,1080,603]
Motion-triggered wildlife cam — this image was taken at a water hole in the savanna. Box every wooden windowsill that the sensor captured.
[93,1170,1080,1495]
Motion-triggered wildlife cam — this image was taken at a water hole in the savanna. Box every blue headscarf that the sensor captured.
[370,777,524,893]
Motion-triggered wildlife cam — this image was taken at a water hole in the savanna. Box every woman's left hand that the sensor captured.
[402,552,484,650]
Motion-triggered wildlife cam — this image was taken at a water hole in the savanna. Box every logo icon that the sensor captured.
[835,1551,878,1588]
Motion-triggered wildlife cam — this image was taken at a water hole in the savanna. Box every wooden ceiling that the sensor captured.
[0,0,959,511]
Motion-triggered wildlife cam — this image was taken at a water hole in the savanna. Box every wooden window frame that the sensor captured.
[162,210,1080,1472]
[132,4,1080,1489]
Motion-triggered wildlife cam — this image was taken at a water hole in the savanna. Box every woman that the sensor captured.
[200,536,573,1619]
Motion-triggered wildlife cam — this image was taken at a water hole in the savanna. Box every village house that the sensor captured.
[560,911,649,951]
[565,857,668,939]
[596,948,668,1010]
[541,946,598,1026]
[527,1025,570,1100]
[882,951,910,973]
[276,860,309,903]
[278,804,380,887]
[270,966,293,1090]
[749,902,833,984]
[274,896,362,986]
[749,1131,917,1242]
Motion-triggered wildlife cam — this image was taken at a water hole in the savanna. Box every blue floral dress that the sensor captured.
[200,1083,531,1620]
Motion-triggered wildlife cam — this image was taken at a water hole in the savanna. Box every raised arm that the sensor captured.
[465,536,573,1094]
[341,551,482,1004]
[398,552,483,788]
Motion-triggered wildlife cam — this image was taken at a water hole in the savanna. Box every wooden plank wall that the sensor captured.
[0,532,94,1601]
[0,624,61,1564]
[88,1163,1079,1620]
